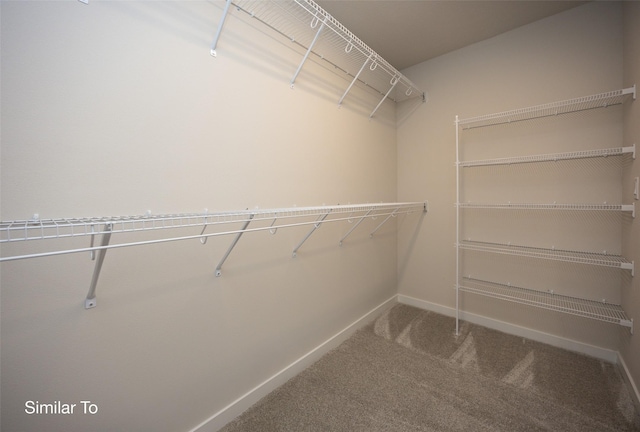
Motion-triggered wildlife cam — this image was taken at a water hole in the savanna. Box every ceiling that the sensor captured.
[315,1,587,70]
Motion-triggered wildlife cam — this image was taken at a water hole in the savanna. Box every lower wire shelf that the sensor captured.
[458,277,633,333]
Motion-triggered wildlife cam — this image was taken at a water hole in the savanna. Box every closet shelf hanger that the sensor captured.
[211,0,426,116]
[458,85,636,129]
[0,202,427,308]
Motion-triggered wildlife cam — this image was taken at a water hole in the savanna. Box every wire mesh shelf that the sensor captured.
[458,277,633,331]
[459,144,636,168]
[0,202,426,258]
[459,240,634,273]
[457,86,636,129]
[228,0,424,107]
[458,202,635,216]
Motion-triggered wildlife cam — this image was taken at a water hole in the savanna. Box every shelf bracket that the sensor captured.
[621,261,635,277]
[215,213,254,277]
[622,202,635,218]
[623,143,636,159]
[290,15,327,88]
[292,210,331,257]
[339,209,373,246]
[338,54,373,107]
[210,0,233,57]
[370,74,399,119]
[369,207,399,238]
[84,223,113,309]
[621,318,633,335]
[623,84,636,100]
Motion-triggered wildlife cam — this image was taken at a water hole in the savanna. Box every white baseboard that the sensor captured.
[397,294,619,363]
[618,352,640,412]
[190,295,398,432]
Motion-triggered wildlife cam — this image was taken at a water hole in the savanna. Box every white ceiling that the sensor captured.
[315,1,587,70]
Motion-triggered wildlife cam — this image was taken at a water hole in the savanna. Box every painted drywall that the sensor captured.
[622,1,640,403]
[0,2,414,431]
[397,2,627,351]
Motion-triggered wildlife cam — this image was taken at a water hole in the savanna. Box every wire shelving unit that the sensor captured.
[1,202,427,308]
[455,86,636,335]
[211,0,426,118]
[459,277,633,332]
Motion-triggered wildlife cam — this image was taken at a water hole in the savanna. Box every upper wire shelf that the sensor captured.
[0,202,426,259]
[457,86,636,129]
[459,202,635,217]
[1,202,427,309]
[459,277,633,332]
[459,240,634,275]
[459,144,636,168]
[215,0,425,115]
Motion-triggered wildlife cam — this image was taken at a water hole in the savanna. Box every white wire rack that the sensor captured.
[211,0,425,117]
[458,85,636,129]
[459,277,633,333]
[459,144,636,168]
[1,202,427,308]
[459,240,635,275]
[459,202,635,217]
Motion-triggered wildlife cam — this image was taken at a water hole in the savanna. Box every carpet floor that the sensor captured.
[220,304,640,432]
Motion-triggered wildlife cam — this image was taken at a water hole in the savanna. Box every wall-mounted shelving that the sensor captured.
[211,0,426,118]
[455,86,636,335]
[1,202,427,308]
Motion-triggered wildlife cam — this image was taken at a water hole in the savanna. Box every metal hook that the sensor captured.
[405,88,413,96]
[199,225,208,244]
[370,61,377,71]
[390,75,399,85]
[345,41,353,53]
[310,15,319,28]
[269,216,278,234]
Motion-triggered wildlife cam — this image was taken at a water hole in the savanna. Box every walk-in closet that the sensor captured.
[2,1,640,431]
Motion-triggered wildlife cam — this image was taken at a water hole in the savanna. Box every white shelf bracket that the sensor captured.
[622,202,636,218]
[215,213,254,277]
[339,209,373,246]
[621,318,633,334]
[290,15,327,88]
[370,208,398,237]
[370,74,399,119]
[210,0,233,57]
[292,210,331,257]
[84,223,113,309]
[623,84,636,100]
[338,54,373,107]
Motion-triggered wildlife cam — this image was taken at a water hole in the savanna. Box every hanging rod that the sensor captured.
[458,85,636,129]
[1,202,427,308]
[213,0,425,113]
[458,277,633,333]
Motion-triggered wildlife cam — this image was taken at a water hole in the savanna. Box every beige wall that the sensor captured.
[0,2,406,431]
[622,1,640,402]
[398,2,628,351]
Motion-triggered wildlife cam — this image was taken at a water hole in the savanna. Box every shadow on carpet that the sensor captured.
[220,304,640,432]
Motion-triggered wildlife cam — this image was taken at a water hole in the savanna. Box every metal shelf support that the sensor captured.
[215,213,254,277]
[210,0,233,57]
[290,15,327,88]
[292,210,331,257]
[339,209,373,246]
[84,223,113,309]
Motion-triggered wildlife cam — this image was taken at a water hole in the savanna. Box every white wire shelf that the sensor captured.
[213,0,425,116]
[458,277,633,332]
[457,86,636,129]
[459,144,636,168]
[1,202,427,309]
[0,202,425,250]
[458,240,634,275]
[458,202,635,217]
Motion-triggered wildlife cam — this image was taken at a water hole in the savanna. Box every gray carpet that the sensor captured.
[220,304,640,431]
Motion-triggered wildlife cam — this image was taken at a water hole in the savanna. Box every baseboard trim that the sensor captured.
[397,294,619,363]
[618,352,640,412]
[190,294,398,432]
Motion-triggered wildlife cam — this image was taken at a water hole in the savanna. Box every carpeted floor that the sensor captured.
[220,304,640,431]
